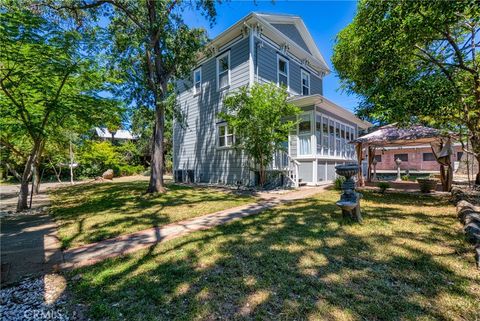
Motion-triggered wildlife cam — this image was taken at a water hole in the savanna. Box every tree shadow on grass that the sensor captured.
[51,180,256,248]
[69,191,480,320]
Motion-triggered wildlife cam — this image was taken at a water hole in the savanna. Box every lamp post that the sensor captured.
[372,158,378,181]
[395,158,402,181]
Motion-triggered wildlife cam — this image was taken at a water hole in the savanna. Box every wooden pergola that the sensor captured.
[351,124,455,191]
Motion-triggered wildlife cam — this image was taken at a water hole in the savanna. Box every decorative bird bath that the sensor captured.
[335,163,362,222]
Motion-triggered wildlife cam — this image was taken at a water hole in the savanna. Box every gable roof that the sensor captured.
[255,13,329,70]
[202,12,330,75]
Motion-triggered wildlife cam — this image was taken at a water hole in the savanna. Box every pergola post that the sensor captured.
[367,146,376,183]
[356,143,365,187]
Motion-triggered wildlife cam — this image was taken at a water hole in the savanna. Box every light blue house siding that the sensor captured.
[270,23,311,54]
[174,13,370,186]
[255,36,323,96]
[174,37,252,185]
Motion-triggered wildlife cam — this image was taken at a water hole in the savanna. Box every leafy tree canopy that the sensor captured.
[0,7,123,210]
[332,0,480,183]
[219,83,300,186]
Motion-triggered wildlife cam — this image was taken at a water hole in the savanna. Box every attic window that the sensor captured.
[277,55,289,89]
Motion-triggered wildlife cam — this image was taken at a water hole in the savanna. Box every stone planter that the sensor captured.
[417,178,438,193]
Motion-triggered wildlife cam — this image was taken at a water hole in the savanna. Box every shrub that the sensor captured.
[118,164,144,176]
[401,174,410,181]
[76,141,144,178]
[377,182,390,194]
[76,141,121,178]
[334,176,346,190]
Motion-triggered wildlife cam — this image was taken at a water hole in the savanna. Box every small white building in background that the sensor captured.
[93,127,138,143]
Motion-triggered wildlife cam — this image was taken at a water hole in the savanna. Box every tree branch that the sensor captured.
[443,27,476,74]
[5,162,22,180]
[0,138,27,159]
[413,45,455,83]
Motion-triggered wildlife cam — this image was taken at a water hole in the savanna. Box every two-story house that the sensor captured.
[174,12,371,187]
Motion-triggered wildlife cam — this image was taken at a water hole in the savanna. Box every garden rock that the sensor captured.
[463,222,480,245]
[464,212,480,226]
[102,169,114,180]
[455,198,480,268]
[475,246,480,269]
[451,187,480,205]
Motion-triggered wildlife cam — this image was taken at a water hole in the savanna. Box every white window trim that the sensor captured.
[217,123,234,149]
[297,111,314,157]
[277,54,289,91]
[313,111,356,160]
[216,51,231,91]
[301,69,310,95]
[193,67,202,95]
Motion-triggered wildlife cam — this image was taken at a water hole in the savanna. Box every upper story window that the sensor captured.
[218,123,234,148]
[277,55,289,89]
[216,51,230,90]
[193,67,202,95]
[301,70,310,95]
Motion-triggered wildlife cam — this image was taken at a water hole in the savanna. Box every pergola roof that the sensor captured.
[352,124,452,147]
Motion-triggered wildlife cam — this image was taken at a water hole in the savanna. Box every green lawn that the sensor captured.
[50,180,257,248]
[68,190,480,321]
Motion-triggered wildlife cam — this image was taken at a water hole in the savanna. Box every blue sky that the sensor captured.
[183,0,360,112]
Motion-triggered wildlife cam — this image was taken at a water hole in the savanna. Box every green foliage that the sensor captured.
[0,7,124,209]
[401,175,410,181]
[219,83,301,186]
[334,176,346,190]
[332,0,480,178]
[377,182,391,194]
[38,0,218,192]
[76,141,144,178]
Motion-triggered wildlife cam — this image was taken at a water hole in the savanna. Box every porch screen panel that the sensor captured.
[329,119,335,156]
[322,117,329,156]
[298,113,311,156]
[316,114,322,154]
[335,122,341,157]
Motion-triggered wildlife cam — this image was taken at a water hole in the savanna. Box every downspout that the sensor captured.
[245,21,254,87]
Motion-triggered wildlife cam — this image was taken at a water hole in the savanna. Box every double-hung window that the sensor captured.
[218,124,233,148]
[193,68,201,95]
[301,70,310,95]
[277,55,289,89]
[216,52,230,90]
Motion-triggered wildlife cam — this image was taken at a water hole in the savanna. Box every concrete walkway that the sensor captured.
[60,186,326,269]
[1,183,63,285]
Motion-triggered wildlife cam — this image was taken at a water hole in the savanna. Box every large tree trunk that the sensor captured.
[17,155,35,212]
[147,98,166,193]
[17,141,43,211]
[470,134,480,186]
[33,164,41,195]
[475,155,480,186]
